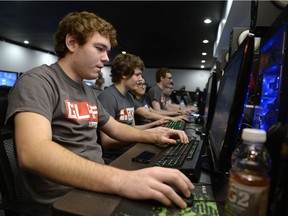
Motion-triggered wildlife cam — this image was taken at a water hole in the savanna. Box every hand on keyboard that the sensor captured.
[150,127,189,147]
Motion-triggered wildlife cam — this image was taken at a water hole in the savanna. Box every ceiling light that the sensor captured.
[202,52,207,56]
[201,65,205,69]
[204,19,212,24]
[24,40,29,44]
[203,39,209,44]
[201,60,206,63]
[122,51,126,54]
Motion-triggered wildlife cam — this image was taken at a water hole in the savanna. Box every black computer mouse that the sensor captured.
[178,193,194,207]
[170,184,195,207]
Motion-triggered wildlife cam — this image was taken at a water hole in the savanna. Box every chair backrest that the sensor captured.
[0,95,51,215]
[0,94,8,128]
[0,131,25,201]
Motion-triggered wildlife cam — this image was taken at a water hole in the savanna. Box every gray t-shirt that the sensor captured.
[132,95,151,125]
[98,85,141,160]
[6,63,110,205]
[146,84,167,110]
[98,85,141,126]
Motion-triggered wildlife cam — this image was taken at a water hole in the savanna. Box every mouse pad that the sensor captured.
[112,185,220,216]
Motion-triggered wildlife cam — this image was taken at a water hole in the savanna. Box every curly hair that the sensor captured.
[155,67,171,83]
[54,11,117,58]
[110,53,145,84]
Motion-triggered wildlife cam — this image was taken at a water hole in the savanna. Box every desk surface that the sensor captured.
[53,143,225,216]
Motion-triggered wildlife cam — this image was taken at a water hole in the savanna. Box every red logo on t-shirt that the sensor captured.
[160,96,166,103]
[119,107,134,122]
[65,100,98,122]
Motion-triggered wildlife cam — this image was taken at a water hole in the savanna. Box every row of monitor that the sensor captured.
[201,33,254,175]
[202,5,288,176]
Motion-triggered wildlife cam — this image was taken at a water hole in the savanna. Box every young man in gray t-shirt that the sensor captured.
[98,53,182,161]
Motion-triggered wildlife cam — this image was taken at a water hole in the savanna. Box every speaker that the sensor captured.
[218,48,229,71]
[228,27,249,60]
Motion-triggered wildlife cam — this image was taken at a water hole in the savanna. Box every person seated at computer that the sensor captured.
[98,53,187,160]
[130,78,188,125]
[94,71,105,90]
[163,83,175,106]
[5,11,193,210]
[146,68,198,114]
[91,72,106,97]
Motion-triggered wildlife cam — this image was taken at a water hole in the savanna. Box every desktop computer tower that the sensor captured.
[252,6,288,131]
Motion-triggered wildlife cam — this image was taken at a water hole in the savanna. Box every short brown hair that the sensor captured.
[155,67,171,83]
[54,11,117,58]
[110,53,145,83]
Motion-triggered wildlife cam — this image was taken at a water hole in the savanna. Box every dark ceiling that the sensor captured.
[0,1,225,70]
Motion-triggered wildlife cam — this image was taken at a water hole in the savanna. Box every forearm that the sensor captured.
[165,102,180,111]
[135,119,166,130]
[150,108,179,116]
[100,130,131,150]
[101,117,161,145]
[136,107,168,121]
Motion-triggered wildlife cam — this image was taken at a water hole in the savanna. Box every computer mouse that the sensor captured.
[169,184,195,207]
[181,193,194,207]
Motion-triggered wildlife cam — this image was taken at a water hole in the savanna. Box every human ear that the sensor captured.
[65,34,77,52]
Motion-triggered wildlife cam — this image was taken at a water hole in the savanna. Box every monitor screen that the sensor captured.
[209,34,255,173]
[0,70,18,87]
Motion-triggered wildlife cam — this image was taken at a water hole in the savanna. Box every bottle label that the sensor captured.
[226,182,269,216]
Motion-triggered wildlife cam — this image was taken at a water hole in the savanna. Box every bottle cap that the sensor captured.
[241,128,266,143]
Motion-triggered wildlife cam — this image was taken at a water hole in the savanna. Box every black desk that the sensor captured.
[53,143,226,216]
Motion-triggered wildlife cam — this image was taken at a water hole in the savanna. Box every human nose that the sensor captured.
[101,52,110,63]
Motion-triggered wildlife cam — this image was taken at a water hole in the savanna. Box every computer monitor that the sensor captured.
[203,71,218,132]
[0,70,18,88]
[208,34,255,174]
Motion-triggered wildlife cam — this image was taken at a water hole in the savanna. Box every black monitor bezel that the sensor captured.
[203,71,218,133]
[208,34,255,174]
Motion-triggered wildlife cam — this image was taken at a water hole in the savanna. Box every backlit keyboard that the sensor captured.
[164,120,186,130]
[154,138,199,168]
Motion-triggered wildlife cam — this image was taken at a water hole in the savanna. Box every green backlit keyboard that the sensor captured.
[164,120,186,130]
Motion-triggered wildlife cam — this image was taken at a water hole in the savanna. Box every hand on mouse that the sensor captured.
[113,166,194,209]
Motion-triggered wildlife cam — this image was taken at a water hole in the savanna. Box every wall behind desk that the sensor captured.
[0,41,210,91]
[0,41,57,72]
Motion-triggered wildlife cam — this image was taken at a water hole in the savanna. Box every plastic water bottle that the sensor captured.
[225,128,272,216]
[180,99,185,113]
